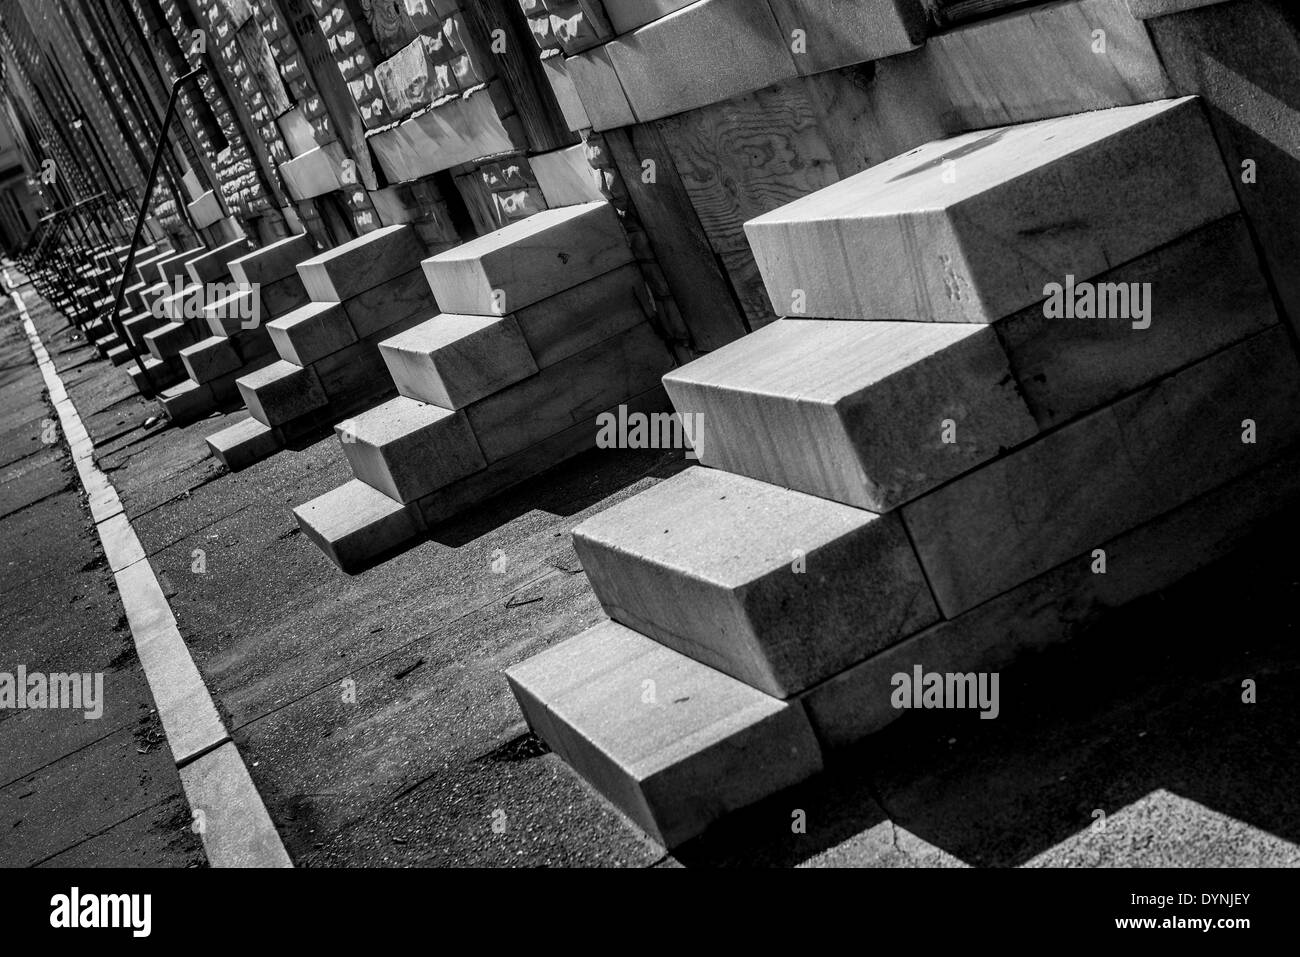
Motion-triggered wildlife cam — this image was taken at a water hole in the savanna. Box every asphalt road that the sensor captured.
[3,279,1298,868]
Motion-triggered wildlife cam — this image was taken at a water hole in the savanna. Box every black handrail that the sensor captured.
[106,65,206,396]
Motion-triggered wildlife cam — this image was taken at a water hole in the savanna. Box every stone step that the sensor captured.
[663,318,1036,512]
[145,321,202,362]
[203,286,261,337]
[160,379,217,424]
[339,266,438,340]
[293,478,422,572]
[156,282,205,322]
[415,386,671,531]
[180,336,243,385]
[378,313,538,410]
[745,96,1236,322]
[105,341,132,366]
[139,281,169,314]
[236,359,328,428]
[150,247,202,288]
[339,396,485,504]
[505,619,823,848]
[123,311,168,351]
[995,213,1277,429]
[127,356,185,396]
[259,273,312,322]
[465,322,672,463]
[186,237,254,286]
[296,224,426,302]
[123,280,149,315]
[903,325,1300,616]
[267,301,357,367]
[806,440,1300,749]
[229,232,317,287]
[509,263,648,368]
[422,202,632,317]
[574,467,939,698]
[206,416,284,472]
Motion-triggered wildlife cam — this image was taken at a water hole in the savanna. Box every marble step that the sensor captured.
[506,618,823,848]
[745,96,1236,322]
[573,466,939,698]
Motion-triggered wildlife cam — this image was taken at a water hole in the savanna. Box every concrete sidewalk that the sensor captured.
[5,282,1300,868]
[0,289,204,868]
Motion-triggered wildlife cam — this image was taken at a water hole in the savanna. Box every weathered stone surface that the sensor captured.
[229,232,316,287]
[293,479,422,573]
[339,396,486,504]
[150,248,200,287]
[1147,1,1300,344]
[379,313,538,409]
[415,386,672,529]
[206,416,283,472]
[127,355,184,394]
[466,322,672,462]
[260,273,311,322]
[766,0,925,76]
[745,97,1237,322]
[565,46,634,131]
[541,55,591,133]
[237,360,328,428]
[574,467,939,698]
[312,339,395,414]
[910,0,1173,130]
[203,287,259,338]
[422,202,632,316]
[601,0,695,34]
[513,263,648,368]
[1126,0,1230,18]
[903,326,1300,616]
[532,144,604,207]
[506,619,823,848]
[997,214,1278,428]
[268,301,357,367]
[186,237,254,285]
[144,321,202,361]
[297,225,426,302]
[806,440,1300,749]
[187,189,224,230]
[158,283,204,321]
[342,266,438,340]
[664,318,1036,512]
[160,378,216,424]
[604,0,797,123]
[181,336,243,384]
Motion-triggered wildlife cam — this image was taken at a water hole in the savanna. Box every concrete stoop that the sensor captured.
[209,224,437,467]
[504,97,1300,848]
[292,202,674,572]
[147,236,313,424]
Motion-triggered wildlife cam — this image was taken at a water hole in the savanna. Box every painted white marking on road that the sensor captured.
[13,288,291,869]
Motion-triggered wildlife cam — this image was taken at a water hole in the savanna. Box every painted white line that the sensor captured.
[14,288,292,869]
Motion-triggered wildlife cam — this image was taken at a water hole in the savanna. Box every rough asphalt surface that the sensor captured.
[2,279,1298,868]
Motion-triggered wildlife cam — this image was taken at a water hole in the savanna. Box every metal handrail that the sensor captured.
[106,65,206,396]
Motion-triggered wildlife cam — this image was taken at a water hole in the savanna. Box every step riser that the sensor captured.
[807,440,1300,749]
[903,325,1300,616]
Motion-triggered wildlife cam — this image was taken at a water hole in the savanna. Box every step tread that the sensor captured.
[506,618,822,848]
[574,467,938,697]
[663,318,1036,512]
